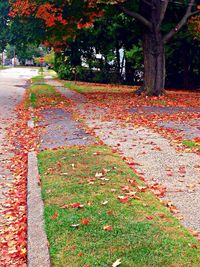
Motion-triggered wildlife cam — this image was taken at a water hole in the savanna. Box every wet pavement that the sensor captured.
[39,108,95,150]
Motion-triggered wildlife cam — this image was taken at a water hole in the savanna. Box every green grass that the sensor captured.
[182,140,200,151]
[64,81,135,94]
[38,145,200,267]
[0,65,9,70]
[27,84,70,109]
[31,75,45,83]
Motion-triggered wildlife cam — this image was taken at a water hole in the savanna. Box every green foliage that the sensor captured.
[44,51,55,66]
[0,0,10,52]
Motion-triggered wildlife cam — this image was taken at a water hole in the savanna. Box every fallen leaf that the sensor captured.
[95,172,104,178]
[112,258,122,267]
[189,244,198,249]
[70,224,80,228]
[146,216,154,220]
[81,219,90,225]
[70,203,84,208]
[117,196,129,203]
[103,225,113,231]
[51,212,59,220]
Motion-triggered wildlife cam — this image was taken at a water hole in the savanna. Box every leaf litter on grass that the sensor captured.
[38,145,200,267]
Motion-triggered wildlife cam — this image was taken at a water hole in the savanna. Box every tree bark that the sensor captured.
[120,0,199,96]
[143,29,165,96]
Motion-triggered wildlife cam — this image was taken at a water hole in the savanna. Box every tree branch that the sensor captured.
[159,0,169,25]
[163,0,199,43]
[119,6,152,29]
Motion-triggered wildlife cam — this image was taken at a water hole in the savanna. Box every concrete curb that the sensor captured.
[27,119,51,267]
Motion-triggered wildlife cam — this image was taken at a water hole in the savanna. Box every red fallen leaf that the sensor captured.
[137,186,147,192]
[70,203,84,208]
[158,213,165,218]
[78,252,83,256]
[146,216,154,220]
[194,165,200,168]
[166,170,173,176]
[127,178,137,186]
[193,137,200,143]
[81,218,90,225]
[103,225,113,231]
[93,152,101,155]
[117,196,129,203]
[189,244,199,249]
[51,212,59,220]
[107,210,112,216]
[57,161,61,168]
[83,265,89,267]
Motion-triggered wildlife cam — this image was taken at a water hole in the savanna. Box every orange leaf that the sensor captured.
[51,212,59,220]
[81,218,90,225]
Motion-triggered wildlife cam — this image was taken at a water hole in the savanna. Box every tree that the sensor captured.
[10,0,200,95]
[118,1,200,95]
[0,1,10,55]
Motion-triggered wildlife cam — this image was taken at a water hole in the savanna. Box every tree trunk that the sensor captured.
[143,29,165,96]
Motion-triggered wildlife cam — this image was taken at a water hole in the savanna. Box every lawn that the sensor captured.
[27,83,71,109]
[38,145,200,267]
[64,81,137,94]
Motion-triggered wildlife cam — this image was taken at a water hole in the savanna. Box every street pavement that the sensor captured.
[0,67,37,235]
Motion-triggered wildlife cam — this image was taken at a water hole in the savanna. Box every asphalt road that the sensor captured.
[0,67,37,226]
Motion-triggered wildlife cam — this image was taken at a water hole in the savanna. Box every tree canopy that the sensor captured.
[9,0,200,95]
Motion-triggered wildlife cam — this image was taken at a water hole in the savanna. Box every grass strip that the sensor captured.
[182,140,200,152]
[31,75,45,84]
[64,81,136,94]
[38,145,200,267]
[27,84,70,109]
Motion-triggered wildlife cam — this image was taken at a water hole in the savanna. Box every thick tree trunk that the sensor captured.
[143,30,165,96]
